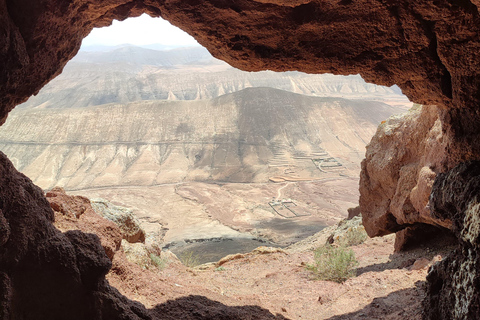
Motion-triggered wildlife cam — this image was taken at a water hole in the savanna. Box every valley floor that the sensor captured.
[50,187,455,319]
[71,178,359,262]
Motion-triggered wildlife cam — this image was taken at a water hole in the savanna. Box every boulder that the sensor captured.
[360,105,450,237]
[90,198,146,244]
[347,206,361,220]
[46,188,123,261]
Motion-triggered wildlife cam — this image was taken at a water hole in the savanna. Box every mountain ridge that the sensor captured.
[18,45,411,111]
[0,87,404,190]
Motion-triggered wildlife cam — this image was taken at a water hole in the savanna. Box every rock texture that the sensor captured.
[90,198,145,244]
[2,0,480,126]
[0,151,151,319]
[46,187,124,260]
[360,105,449,237]
[2,0,480,318]
[424,161,480,319]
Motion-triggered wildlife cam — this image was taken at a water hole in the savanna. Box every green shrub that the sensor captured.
[215,266,226,272]
[179,250,200,267]
[149,253,167,270]
[340,227,368,246]
[307,244,358,283]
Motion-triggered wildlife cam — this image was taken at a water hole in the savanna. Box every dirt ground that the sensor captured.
[106,224,455,320]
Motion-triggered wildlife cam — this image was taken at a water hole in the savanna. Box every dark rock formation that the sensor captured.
[424,161,480,319]
[46,187,124,260]
[347,206,361,220]
[2,0,480,127]
[0,151,150,319]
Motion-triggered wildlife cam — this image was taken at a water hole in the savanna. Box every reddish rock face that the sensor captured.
[2,0,480,318]
[46,187,123,260]
[0,152,150,319]
[360,105,449,237]
[2,0,480,127]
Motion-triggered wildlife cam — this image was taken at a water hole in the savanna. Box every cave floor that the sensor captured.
[106,229,455,320]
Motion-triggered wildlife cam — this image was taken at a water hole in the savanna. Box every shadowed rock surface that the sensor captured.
[0,152,151,319]
[425,161,480,319]
[1,0,480,318]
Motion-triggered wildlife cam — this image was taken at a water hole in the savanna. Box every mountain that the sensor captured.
[0,87,403,190]
[18,45,411,110]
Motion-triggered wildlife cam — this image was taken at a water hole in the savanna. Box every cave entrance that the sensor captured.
[0,12,411,279]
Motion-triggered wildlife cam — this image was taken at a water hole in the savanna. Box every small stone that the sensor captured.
[410,257,430,270]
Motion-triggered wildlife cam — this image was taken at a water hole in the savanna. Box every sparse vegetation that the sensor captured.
[149,253,167,270]
[179,250,200,267]
[215,266,226,272]
[340,226,368,246]
[307,244,358,283]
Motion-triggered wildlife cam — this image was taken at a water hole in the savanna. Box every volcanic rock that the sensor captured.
[0,151,150,319]
[425,161,480,319]
[46,187,123,260]
[2,1,480,318]
[2,0,480,126]
[347,206,361,220]
[360,104,449,237]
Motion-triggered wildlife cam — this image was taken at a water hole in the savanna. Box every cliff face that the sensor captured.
[1,0,480,319]
[2,0,480,123]
[359,105,450,239]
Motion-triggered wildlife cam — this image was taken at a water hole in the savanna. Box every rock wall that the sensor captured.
[424,161,480,319]
[2,0,480,127]
[360,105,448,237]
[0,152,150,319]
[2,0,480,319]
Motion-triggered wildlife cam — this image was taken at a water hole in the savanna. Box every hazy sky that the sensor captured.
[81,14,200,48]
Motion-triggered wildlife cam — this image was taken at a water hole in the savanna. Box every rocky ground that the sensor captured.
[48,188,456,320]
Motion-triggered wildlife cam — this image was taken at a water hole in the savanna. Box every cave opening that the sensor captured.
[0,14,413,267]
[0,1,475,314]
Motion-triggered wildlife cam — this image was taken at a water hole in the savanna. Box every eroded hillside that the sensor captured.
[0,87,403,190]
[17,46,411,110]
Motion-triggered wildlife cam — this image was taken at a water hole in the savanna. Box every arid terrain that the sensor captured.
[0,45,408,264]
[48,187,456,320]
[2,2,480,319]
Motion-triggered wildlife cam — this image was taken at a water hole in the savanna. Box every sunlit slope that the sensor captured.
[17,46,409,110]
[0,87,403,190]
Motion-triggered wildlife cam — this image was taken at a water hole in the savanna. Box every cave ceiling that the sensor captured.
[1,0,480,128]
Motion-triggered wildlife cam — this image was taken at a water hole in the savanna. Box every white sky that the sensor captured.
[81,14,200,47]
